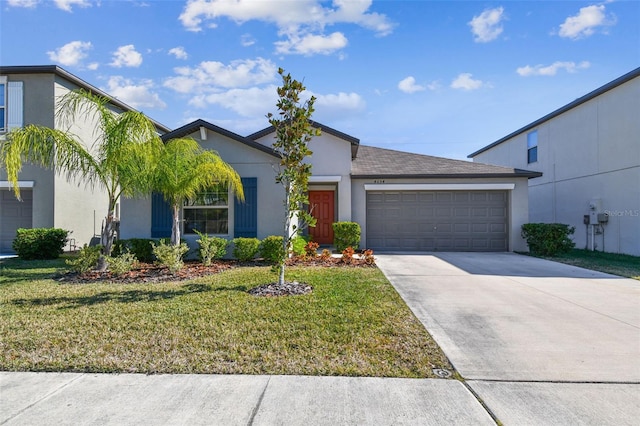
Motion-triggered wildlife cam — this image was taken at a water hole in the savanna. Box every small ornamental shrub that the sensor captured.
[260,235,285,264]
[363,249,376,265]
[304,241,320,258]
[108,252,138,276]
[521,223,576,256]
[66,244,102,274]
[291,235,307,257]
[332,222,361,252]
[320,249,332,261]
[112,238,155,262]
[341,246,355,264]
[152,241,189,273]
[232,237,260,262]
[12,228,69,260]
[195,231,228,266]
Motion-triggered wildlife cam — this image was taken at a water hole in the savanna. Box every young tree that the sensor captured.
[153,137,244,246]
[267,68,321,285]
[1,89,162,270]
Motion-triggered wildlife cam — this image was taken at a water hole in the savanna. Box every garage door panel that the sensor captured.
[1,189,33,253]
[367,190,508,252]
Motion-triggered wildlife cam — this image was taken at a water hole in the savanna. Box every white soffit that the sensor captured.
[0,181,35,188]
[309,175,342,183]
[364,183,515,191]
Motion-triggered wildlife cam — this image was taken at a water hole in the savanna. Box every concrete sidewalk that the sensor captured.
[1,372,494,425]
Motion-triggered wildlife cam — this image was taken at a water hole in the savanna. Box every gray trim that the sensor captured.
[162,119,280,158]
[0,65,172,134]
[468,67,640,158]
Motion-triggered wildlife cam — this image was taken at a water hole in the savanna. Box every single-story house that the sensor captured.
[469,67,640,256]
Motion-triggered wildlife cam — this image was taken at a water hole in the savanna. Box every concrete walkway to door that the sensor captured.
[376,252,640,425]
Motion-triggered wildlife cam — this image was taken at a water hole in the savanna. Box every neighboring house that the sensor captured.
[121,119,540,252]
[0,65,170,254]
[469,67,640,256]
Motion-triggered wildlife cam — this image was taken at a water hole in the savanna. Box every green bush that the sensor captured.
[108,252,138,276]
[66,244,102,273]
[112,238,155,262]
[521,223,576,256]
[195,231,228,266]
[232,237,260,261]
[12,228,69,260]
[332,222,361,252]
[291,235,307,257]
[152,241,189,273]
[260,235,285,264]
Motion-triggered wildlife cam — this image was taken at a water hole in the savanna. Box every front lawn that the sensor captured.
[0,257,452,378]
[530,249,640,280]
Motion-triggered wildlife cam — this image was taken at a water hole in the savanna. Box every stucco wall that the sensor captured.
[473,76,640,255]
[351,177,531,252]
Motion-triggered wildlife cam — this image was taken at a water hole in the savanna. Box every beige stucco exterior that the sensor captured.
[471,69,640,256]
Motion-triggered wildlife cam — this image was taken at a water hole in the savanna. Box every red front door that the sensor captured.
[308,191,335,245]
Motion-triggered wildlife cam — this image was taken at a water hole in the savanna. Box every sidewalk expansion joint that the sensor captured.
[461,380,501,426]
[246,376,271,426]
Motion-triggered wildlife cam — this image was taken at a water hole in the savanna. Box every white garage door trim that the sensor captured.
[0,180,35,188]
[364,183,515,191]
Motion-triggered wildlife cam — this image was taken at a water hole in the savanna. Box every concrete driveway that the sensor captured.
[376,252,640,425]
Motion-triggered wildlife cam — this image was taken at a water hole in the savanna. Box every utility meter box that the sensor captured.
[588,198,603,224]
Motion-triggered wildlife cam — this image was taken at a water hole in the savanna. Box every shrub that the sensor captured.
[363,249,376,265]
[291,235,307,257]
[341,246,355,264]
[260,235,285,264]
[112,238,155,262]
[108,252,138,276]
[304,241,320,258]
[232,237,260,262]
[12,228,69,260]
[332,222,361,252]
[195,231,228,266]
[320,249,332,261]
[152,241,189,273]
[521,223,576,256]
[66,244,102,274]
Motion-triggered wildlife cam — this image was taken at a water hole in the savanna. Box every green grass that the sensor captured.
[0,258,452,378]
[531,249,640,280]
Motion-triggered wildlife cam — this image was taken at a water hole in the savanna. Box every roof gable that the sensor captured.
[352,145,541,178]
[161,119,280,158]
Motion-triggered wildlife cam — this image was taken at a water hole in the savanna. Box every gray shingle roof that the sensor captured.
[352,145,541,178]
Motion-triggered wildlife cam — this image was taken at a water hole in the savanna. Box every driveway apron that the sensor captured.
[376,252,640,425]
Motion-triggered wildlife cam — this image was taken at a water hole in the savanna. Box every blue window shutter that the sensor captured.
[151,192,172,238]
[7,81,23,131]
[234,177,257,238]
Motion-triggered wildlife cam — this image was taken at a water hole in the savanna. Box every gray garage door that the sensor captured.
[0,189,33,253]
[367,190,508,251]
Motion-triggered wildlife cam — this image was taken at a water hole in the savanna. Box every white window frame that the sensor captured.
[182,184,230,235]
[0,76,7,133]
[527,130,538,164]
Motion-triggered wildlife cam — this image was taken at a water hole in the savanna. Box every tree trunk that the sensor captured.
[171,204,181,246]
[279,184,291,286]
[97,197,117,271]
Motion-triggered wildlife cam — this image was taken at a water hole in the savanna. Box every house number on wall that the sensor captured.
[373,180,385,184]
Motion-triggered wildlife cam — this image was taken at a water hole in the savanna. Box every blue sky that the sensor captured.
[1,0,638,160]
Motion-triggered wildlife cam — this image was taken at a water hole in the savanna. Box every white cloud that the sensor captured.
[398,76,425,94]
[87,62,99,70]
[54,0,91,12]
[558,5,615,39]
[312,91,366,114]
[241,33,256,47]
[450,73,484,91]
[164,57,277,93]
[517,61,591,77]
[168,46,189,60]
[110,45,143,68]
[47,40,92,66]
[469,7,505,43]
[179,0,393,55]
[275,32,348,55]
[190,86,278,117]
[7,0,38,8]
[104,76,166,110]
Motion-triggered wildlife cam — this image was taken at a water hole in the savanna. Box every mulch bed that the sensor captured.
[54,256,376,297]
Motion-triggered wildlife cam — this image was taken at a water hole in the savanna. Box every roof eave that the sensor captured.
[351,172,542,179]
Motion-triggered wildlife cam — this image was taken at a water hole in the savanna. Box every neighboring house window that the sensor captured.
[527,130,538,163]
[183,184,229,235]
[0,77,24,133]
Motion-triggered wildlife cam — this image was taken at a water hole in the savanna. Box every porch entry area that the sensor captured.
[308,190,335,245]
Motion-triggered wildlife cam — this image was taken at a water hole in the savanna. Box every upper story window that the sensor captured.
[183,184,229,235]
[0,76,23,134]
[527,130,538,163]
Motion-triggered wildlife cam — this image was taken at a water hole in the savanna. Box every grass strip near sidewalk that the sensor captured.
[530,249,640,280]
[0,258,452,378]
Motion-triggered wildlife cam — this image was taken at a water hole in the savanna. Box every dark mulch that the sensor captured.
[248,281,313,297]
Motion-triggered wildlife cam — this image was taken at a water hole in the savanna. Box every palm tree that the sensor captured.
[153,137,244,246]
[1,89,163,269]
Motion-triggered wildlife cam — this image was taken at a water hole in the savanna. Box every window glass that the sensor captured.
[527,130,538,163]
[183,184,229,235]
[0,82,5,131]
